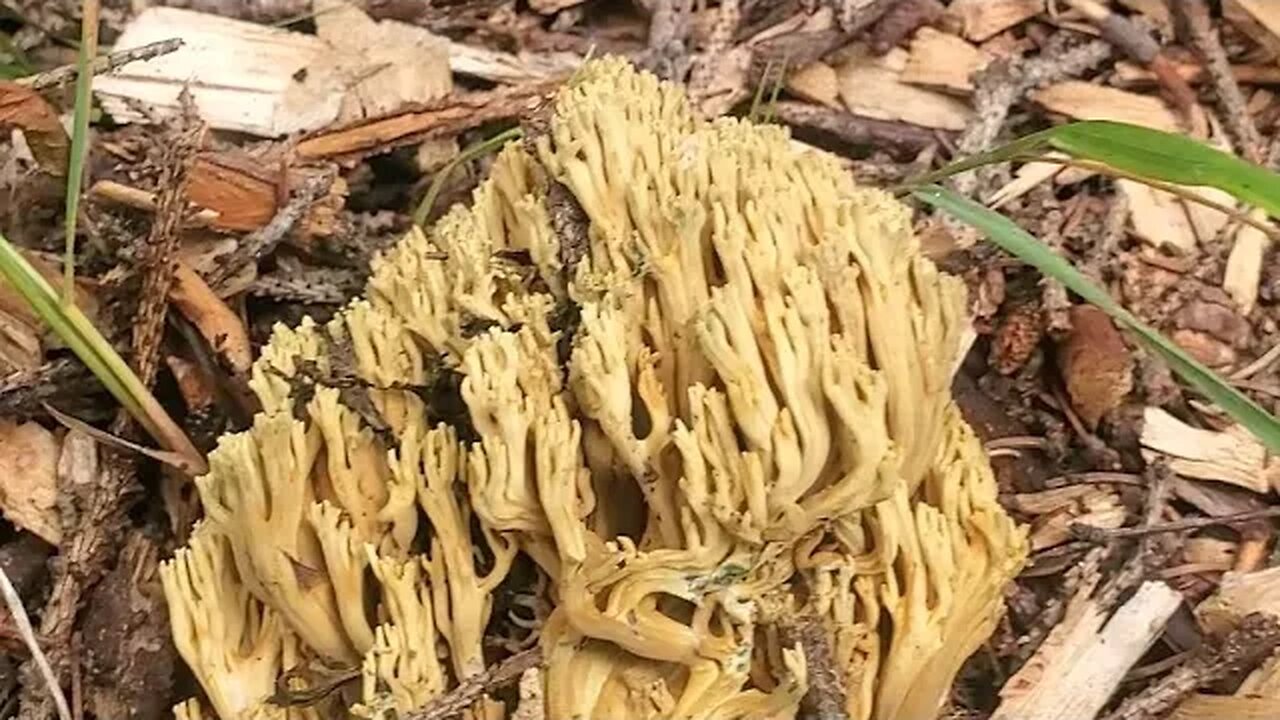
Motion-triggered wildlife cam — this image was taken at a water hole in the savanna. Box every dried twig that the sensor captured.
[1073,507,1280,543]
[19,38,184,91]
[0,566,70,720]
[1172,0,1265,162]
[1066,0,1198,122]
[771,101,948,157]
[132,99,203,386]
[205,172,334,291]
[780,617,850,720]
[953,34,1112,196]
[404,648,542,720]
[1100,613,1280,720]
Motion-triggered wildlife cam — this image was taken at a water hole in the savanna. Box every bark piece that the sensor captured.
[1140,407,1273,493]
[1057,305,1133,429]
[949,0,1044,42]
[0,419,60,544]
[1172,695,1280,720]
[992,581,1184,720]
[901,26,993,93]
[169,262,253,374]
[835,46,975,131]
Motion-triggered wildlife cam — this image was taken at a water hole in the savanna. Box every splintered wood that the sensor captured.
[1140,407,1274,493]
[992,582,1183,720]
[95,4,450,137]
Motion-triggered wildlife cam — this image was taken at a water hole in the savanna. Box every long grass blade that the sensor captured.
[413,127,524,227]
[912,183,1280,453]
[0,231,206,473]
[906,120,1280,219]
[62,0,99,302]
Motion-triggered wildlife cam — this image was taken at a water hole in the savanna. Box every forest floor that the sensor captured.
[3,1,1280,719]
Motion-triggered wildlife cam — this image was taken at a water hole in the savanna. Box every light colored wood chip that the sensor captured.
[1140,406,1272,493]
[1033,80,1183,132]
[1183,537,1239,568]
[529,0,583,13]
[835,46,974,131]
[988,159,1068,209]
[1224,208,1273,315]
[295,0,451,124]
[1225,0,1280,60]
[1196,566,1280,636]
[0,420,61,544]
[901,27,993,93]
[1118,0,1173,33]
[993,581,1183,720]
[950,0,1045,42]
[95,4,451,137]
[786,61,841,108]
[447,42,580,84]
[1118,179,1235,254]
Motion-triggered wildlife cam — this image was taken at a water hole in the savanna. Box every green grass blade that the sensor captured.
[413,126,524,227]
[906,120,1280,218]
[63,0,99,301]
[912,183,1280,453]
[0,230,206,472]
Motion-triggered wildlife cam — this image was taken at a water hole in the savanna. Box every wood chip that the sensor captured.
[901,26,993,93]
[95,5,450,137]
[786,61,841,108]
[992,581,1183,720]
[1033,81,1183,133]
[835,46,974,131]
[0,420,61,545]
[949,0,1044,42]
[1118,178,1235,254]
[1223,208,1273,315]
[1196,566,1280,636]
[1140,407,1273,494]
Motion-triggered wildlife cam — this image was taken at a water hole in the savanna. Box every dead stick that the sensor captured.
[404,647,541,720]
[20,38,184,91]
[1172,0,1264,163]
[771,101,948,157]
[205,172,332,291]
[1073,507,1280,542]
[1100,613,1280,720]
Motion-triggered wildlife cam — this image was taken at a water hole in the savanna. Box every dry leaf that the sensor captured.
[1057,305,1133,429]
[0,80,68,175]
[0,420,61,544]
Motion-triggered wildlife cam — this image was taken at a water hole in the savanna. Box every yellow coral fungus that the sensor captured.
[163,57,1027,720]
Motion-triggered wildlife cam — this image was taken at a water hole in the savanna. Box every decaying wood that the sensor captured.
[1103,613,1280,720]
[404,647,541,720]
[1196,566,1280,636]
[770,101,948,157]
[95,5,451,137]
[1140,407,1273,493]
[295,82,558,163]
[992,581,1184,720]
[1172,694,1280,720]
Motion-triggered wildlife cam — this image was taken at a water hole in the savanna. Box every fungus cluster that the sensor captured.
[160,57,1029,720]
